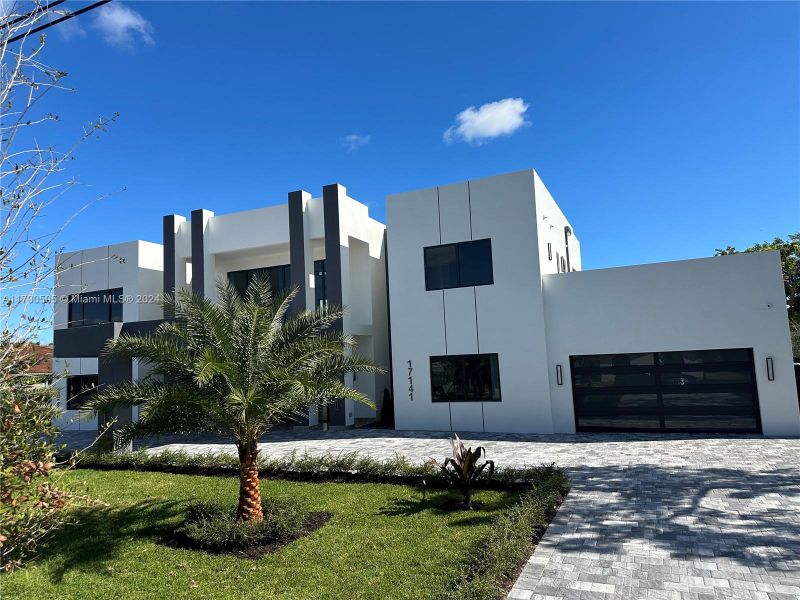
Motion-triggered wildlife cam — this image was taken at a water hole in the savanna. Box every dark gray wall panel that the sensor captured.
[163,215,178,317]
[323,184,346,426]
[191,209,205,297]
[53,322,122,358]
[288,190,306,315]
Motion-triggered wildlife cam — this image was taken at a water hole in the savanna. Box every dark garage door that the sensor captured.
[570,348,761,433]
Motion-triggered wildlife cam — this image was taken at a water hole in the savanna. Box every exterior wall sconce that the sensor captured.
[556,364,563,385]
[547,243,552,261]
[766,357,774,381]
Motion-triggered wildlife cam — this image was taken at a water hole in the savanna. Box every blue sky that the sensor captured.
[37,1,800,270]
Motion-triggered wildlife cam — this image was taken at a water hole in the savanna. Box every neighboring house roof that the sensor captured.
[26,344,53,374]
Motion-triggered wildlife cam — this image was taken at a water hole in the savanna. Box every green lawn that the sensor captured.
[5,470,522,600]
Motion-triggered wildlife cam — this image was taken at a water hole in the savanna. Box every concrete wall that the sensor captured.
[542,251,800,436]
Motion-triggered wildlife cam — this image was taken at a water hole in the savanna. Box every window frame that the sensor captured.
[429,352,502,403]
[66,374,98,411]
[423,239,494,291]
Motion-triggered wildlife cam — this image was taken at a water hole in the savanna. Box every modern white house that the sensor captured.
[53,184,391,431]
[52,169,800,437]
[386,169,800,436]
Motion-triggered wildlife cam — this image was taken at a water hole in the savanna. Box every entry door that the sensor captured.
[570,348,761,433]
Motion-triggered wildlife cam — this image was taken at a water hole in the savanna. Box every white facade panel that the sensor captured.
[387,185,451,431]
[542,251,800,436]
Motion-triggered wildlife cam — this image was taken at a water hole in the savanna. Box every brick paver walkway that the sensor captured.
[61,429,800,599]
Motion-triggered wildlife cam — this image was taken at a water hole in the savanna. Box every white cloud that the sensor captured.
[56,15,86,41]
[92,2,154,50]
[341,134,370,153]
[443,97,530,145]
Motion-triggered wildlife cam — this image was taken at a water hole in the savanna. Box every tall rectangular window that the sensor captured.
[66,375,98,410]
[68,288,123,328]
[424,239,493,291]
[430,353,501,402]
[314,259,326,307]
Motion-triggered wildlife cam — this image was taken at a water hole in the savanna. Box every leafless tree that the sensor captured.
[0,1,117,570]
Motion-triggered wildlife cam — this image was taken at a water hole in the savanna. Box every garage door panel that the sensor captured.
[577,413,662,431]
[662,392,757,410]
[571,348,761,433]
[663,415,759,431]
[660,370,753,386]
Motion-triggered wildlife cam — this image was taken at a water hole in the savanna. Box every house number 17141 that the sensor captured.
[407,359,413,401]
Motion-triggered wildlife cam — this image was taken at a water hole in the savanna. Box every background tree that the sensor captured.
[1,1,116,571]
[716,233,800,355]
[86,278,382,522]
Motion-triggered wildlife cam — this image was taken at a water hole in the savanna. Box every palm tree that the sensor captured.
[85,276,382,522]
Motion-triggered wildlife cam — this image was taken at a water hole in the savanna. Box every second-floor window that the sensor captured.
[228,264,291,298]
[68,288,123,328]
[424,239,493,291]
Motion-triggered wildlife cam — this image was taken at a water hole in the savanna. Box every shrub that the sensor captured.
[174,499,306,551]
[429,434,495,509]
[0,354,68,572]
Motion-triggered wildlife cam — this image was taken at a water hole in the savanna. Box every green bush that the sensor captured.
[446,466,569,599]
[68,448,551,491]
[174,498,306,551]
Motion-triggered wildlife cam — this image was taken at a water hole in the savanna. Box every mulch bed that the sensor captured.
[166,512,333,559]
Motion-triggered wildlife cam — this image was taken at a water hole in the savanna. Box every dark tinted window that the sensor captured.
[314,259,326,307]
[430,353,501,402]
[66,375,98,410]
[458,239,493,287]
[228,264,292,299]
[424,245,459,290]
[68,288,123,328]
[424,239,493,291]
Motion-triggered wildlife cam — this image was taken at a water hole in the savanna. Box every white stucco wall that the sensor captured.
[53,241,164,430]
[542,251,800,436]
[387,169,567,433]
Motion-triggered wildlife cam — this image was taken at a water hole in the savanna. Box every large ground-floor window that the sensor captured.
[430,353,501,402]
[570,348,761,433]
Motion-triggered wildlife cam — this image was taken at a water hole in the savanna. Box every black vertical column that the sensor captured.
[163,215,178,318]
[288,190,307,315]
[323,184,346,427]
[289,190,310,427]
[191,209,206,297]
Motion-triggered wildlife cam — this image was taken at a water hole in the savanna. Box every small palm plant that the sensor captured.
[85,276,381,522]
[429,433,494,510]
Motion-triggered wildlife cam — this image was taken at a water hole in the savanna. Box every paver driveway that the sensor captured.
[63,429,800,599]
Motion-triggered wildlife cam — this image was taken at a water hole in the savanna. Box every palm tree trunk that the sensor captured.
[237,444,263,522]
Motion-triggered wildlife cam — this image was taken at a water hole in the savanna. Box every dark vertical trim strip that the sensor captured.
[323,184,345,426]
[473,288,480,353]
[467,180,473,240]
[288,190,306,314]
[190,209,206,297]
[162,215,177,318]
[383,229,394,421]
[323,185,343,316]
